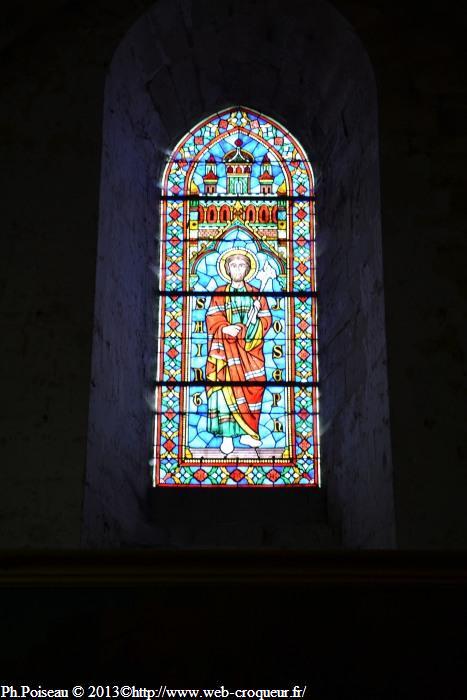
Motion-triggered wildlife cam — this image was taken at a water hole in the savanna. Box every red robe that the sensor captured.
[205,283,272,439]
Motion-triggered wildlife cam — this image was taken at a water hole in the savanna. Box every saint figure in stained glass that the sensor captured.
[205,250,272,455]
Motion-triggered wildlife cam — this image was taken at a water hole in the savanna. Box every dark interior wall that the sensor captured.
[372,6,466,547]
[0,0,465,548]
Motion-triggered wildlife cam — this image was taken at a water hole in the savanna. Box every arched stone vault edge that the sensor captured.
[83,0,396,548]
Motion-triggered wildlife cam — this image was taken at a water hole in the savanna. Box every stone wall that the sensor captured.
[83,0,394,548]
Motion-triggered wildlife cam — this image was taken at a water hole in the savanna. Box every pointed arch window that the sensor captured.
[154,108,319,487]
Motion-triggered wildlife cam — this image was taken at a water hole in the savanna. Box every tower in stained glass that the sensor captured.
[154,107,320,487]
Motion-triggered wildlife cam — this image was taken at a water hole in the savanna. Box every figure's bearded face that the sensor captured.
[226,255,250,282]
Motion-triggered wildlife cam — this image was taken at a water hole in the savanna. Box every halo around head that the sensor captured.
[217,248,258,283]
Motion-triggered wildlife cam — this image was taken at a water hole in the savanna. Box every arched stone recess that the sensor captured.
[83,0,395,548]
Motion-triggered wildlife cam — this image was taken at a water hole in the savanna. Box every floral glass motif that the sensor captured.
[154,107,320,487]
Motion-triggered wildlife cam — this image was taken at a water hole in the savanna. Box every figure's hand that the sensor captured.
[222,324,241,337]
[253,300,261,312]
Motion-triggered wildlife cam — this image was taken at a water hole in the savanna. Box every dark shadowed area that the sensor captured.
[0,0,466,692]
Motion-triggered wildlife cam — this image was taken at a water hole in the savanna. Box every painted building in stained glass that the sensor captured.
[154,107,320,487]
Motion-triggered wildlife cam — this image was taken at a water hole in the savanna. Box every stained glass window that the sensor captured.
[154,107,320,487]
